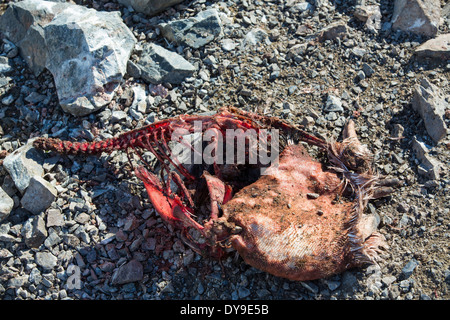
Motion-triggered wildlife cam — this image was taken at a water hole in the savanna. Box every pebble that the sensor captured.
[324,95,344,112]
[35,251,58,270]
[22,215,48,248]
[402,259,419,279]
[111,260,144,285]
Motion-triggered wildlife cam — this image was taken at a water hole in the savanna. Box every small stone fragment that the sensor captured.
[111,260,144,284]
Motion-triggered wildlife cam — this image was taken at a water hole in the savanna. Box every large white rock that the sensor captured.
[391,0,441,37]
[0,0,137,116]
[411,78,448,143]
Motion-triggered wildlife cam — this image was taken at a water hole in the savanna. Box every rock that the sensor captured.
[354,5,382,33]
[381,275,397,286]
[159,9,222,49]
[130,85,147,118]
[22,215,48,248]
[287,2,313,13]
[414,33,450,61]
[135,43,196,84]
[242,28,269,48]
[402,258,419,279]
[111,260,144,284]
[411,78,448,143]
[3,138,44,194]
[0,0,136,116]
[362,63,375,77]
[0,56,12,74]
[20,176,57,215]
[74,212,91,224]
[287,43,308,61]
[116,0,183,16]
[391,0,441,37]
[221,39,238,52]
[412,136,442,180]
[35,251,58,270]
[111,110,128,123]
[0,187,14,222]
[46,208,65,227]
[44,228,62,248]
[317,22,348,41]
[324,94,344,112]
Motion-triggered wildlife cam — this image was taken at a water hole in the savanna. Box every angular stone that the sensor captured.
[35,251,58,270]
[402,258,419,279]
[111,260,144,284]
[354,5,382,33]
[317,22,348,41]
[242,28,269,48]
[324,95,344,112]
[74,212,91,224]
[21,176,57,215]
[3,138,44,194]
[159,9,222,49]
[415,33,450,61]
[116,0,183,16]
[391,0,441,37]
[46,208,65,227]
[411,78,448,143]
[22,215,48,248]
[0,187,14,222]
[412,137,442,180]
[0,0,136,116]
[136,43,196,84]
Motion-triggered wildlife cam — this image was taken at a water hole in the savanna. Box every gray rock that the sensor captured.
[111,260,144,284]
[391,0,441,37]
[117,0,183,16]
[362,63,375,77]
[3,138,44,194]
[221,39,238,52]
[287,2,313,13]
[415,33,450,61]
[412,136,442,180]
[237,286,251,298]
[44,228,62,248]
[381,275,397,286]
[0,56,12,74]
[111,110,128,123]
[7,276,28,289]
[22,215,48,248]
[159,9,222,49]
[0,0,136,116]
[324,94,344,112]
[20,176,57,215]
[411,78,448,143]
[35,251,58,270]
[136,43,196,84]
[242,28,269,48]
[0,187,14,222]
[402,259,419,279]
[46,208,65,227]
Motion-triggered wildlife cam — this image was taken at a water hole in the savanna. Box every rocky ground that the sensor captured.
[0,0,449,301]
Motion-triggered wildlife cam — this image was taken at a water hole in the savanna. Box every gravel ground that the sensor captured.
[0,0,449,301]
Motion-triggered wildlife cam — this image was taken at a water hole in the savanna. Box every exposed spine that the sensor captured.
[33,137,125,155]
